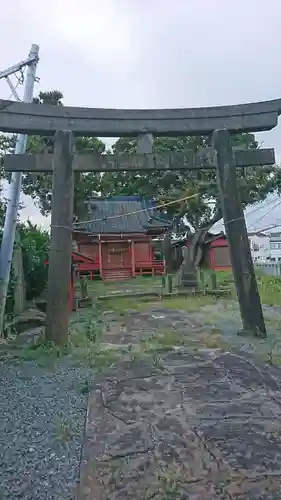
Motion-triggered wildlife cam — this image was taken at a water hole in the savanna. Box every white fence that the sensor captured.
[255,263,281,277]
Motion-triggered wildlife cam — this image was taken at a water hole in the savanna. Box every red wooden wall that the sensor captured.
[73,233,155,268]
[209,236,232,270]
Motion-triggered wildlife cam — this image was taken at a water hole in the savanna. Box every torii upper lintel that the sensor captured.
[0,98,280,136]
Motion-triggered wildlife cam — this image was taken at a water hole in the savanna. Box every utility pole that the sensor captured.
[0,44,39,335]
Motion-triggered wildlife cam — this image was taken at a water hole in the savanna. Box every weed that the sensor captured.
[80,379,91,394]
[158,295,218,312]
[20,340,69,366]
[147,461,188,498]
[55,417,78,441]
[84,319,102,343]
[152,352,165,371]
[156,330,185,347]
[199,333,222,349]
[264,334,280,365]
[86,346,121,370]
[98,298,150,315]
[129,348,149,362]
[258,274,281,306]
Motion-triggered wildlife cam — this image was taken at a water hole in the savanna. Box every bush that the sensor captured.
[19,223,49,301]
[0,229,15,314]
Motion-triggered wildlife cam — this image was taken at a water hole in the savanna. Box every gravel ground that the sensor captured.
[0,358,94,500]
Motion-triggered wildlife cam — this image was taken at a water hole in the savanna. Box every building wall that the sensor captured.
[248,234,270,262]
[212,246,231,269]
[135,241,152,264]
[102,241,131,269]
[209,237,232,270]
[269,233,281,262]
[73,232,154,269]
[79,242,99,261]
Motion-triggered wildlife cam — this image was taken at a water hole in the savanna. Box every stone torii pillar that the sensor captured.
[45,130,74,345]
[213,129,266,337]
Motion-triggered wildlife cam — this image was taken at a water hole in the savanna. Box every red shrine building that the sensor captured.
[72,196,172,281]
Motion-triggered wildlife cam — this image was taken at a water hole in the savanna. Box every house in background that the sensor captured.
[269,232,281,262]
[73,196,172,281]
[248,232,271,262]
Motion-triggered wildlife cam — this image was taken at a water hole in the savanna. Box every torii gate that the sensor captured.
[1,98,281,344]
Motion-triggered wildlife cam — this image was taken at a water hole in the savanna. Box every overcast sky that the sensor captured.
[1,0,281,231]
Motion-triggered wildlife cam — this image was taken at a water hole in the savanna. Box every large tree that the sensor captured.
[0,135,16,226]
[20,90,106,216]
[100,134,278,277]
[100,134,277,232]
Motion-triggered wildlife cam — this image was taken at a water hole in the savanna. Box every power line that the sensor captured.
[257,222,281,233]
[247,198,281,231]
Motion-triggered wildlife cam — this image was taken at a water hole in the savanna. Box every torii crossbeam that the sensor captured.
[0,98,281,136]
[4,148,275,172]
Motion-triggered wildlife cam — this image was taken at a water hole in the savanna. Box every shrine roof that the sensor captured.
[74,196,172,235]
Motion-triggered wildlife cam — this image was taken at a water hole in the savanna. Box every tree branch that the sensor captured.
[199,207,222,231]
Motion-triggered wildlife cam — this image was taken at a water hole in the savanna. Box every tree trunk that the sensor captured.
[163,210,222,288]
[177,228,208,288]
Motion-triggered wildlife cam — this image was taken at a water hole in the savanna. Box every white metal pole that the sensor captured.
[0,44,39,335]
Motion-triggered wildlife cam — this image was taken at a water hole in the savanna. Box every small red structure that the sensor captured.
[207,234,231,271]
[73,196,172,281]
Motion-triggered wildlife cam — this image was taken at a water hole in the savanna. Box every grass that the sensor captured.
[78,269,281,309]
[7,305,119,371]
[98,297,154,314]
[214,269,281,306]
[55,416,79,442]
[84,270,281,365]
[258,273,281,306]
[88,275,162,298]
[6,268,281,370]
[136,327,227,359]
[96,291,220,317]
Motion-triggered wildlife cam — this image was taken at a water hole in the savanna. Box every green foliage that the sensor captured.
[19,90,105,215]
[0,222,49,311]
[0,102,47,312]
[213,269,281,307]
[100,134,278,231]
[0,229,15,314]
[0,135,16,225]
[0,221,50,311]
[19,221,49,301]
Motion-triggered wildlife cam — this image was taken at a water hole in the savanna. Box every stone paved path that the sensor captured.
[77,302,281,499]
